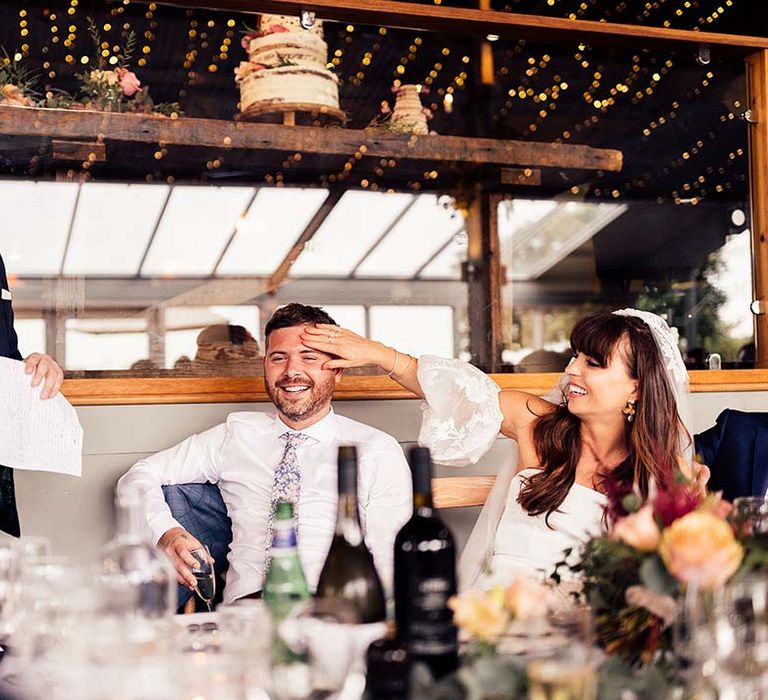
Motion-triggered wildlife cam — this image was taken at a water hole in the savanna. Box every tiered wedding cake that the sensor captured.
[235,14,340,117]
[390,84,429,134]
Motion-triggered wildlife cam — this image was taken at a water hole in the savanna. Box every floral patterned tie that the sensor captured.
[263,432,309,574]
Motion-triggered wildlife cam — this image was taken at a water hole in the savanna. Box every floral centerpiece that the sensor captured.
[555,474,768,667]
[0,48,39,107]
[448,575,551,650]
[74,18,181,116]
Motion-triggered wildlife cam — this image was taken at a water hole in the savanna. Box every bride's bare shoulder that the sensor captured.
[498,390,556,440]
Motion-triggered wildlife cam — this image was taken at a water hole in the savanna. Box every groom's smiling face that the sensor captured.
[264,325,341,428]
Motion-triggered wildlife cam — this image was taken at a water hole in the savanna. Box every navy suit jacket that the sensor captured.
[694,409,768,502]
[0,254,22,538]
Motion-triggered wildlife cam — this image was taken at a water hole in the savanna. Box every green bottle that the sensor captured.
[263,500,311,697]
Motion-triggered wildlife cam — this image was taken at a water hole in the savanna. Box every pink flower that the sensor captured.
[448,588,508,640]
[504,575,549,622]
[116,68,141,97]
[266,23,289,34]
[422,107,433,119]
[613,504,661,552]
[380,103,391,115]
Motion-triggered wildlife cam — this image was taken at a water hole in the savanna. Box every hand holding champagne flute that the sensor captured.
[190,546,215,612]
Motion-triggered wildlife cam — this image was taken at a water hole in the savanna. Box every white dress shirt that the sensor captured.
[117,409,412,605]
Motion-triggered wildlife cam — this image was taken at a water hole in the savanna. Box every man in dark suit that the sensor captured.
[0,254,64,536]
[695,409,768,502]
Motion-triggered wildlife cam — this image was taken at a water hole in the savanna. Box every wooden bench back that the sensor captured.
[432,476,495,509]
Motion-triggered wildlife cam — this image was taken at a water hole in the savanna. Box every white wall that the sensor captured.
[14,391,768,564]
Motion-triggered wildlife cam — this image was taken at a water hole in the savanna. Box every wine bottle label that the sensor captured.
[408,576,458,656]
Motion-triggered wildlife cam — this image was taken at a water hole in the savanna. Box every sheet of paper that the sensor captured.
[0,357,82,477]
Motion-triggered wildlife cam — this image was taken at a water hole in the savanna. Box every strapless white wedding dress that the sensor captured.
[485,468,606,586]
[415,355,608,590]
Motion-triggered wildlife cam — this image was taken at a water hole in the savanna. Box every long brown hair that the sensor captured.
[518,313,688,525]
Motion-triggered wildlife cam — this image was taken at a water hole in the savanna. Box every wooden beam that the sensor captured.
[149,0,768,54]
[267,189,343,292]
[51,140,106,162]
[0,108,623,172]
[501,167,541,186]
[465,190,502,372]
[747,50,768,368]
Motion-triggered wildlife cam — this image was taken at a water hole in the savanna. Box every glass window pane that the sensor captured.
[291,191,413,277]
[369,306,454,357]
[0,182,78,276]
[141,186,255,276]
[65,319,149,371]
[14,318,45,357]
[419,232,467,279]
[322,305,366,336]
[217,188,329,276]
[64,183,170,276]
[164,305,261,371]
[355,195,464,278]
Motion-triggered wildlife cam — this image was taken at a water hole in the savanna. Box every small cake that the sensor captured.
[390,84,429,135]
[235,14,340,118]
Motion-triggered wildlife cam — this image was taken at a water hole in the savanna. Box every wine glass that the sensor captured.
[731,497,768,537]
[190,546,215,613]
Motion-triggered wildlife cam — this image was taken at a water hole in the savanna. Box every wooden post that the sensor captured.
[465,189,502,371]
[747,50,768,367]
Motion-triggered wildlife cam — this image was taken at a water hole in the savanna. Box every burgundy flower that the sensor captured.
[652,482,702,527]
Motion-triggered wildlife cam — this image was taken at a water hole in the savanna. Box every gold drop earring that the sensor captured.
[622,399,636,423]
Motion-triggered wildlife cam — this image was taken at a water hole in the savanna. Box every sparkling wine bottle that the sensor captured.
[316,445,386,624]
[394,446,458,679]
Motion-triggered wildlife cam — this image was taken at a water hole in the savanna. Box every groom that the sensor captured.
[117,303,412,604]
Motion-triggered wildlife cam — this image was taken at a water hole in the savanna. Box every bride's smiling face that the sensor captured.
[565,336,638,421]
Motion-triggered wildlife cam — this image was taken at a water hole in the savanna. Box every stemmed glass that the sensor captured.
[190,546,215,613]
[730,496,768,538]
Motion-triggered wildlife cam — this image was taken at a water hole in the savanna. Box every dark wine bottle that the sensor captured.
[394,446,458,679]
[316,445,386,624]
[365,622,412,700]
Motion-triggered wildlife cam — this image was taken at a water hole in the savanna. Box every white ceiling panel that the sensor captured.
[419,232,467,279]
[0,181,78,275]
[141,185,255,276]
[217,187,328,275]
[290,190,414,277]
[64,183,170,276]
[355,195,464,278]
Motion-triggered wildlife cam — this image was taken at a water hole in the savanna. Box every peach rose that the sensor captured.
[659,511,744,590]
[448,588,508,640]
[613,504,661,552]
[116,68,141,97]
[504,575,549,622]
[89,69,118,85]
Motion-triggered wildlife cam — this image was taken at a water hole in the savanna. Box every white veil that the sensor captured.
[457,308,692,590]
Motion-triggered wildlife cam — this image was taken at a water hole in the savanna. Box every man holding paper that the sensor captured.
[0,253,65,536]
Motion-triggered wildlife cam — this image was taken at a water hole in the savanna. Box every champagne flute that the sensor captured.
[190,546,215,613]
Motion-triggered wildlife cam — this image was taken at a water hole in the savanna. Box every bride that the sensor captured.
[301,309,696,589]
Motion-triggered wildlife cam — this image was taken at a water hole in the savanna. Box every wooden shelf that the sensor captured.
[153,0,768,54]
[0,107,622,172]
[60,370,768,406]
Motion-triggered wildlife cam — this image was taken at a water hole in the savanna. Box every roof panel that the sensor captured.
[0,181,78,275]
[355,195,464,278]
[141,185,255,276]
[217,187,328,276]
[291,191,414,277]
[64,183,169,276]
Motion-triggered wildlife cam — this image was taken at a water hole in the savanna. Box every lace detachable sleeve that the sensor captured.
[417,355,504,467]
